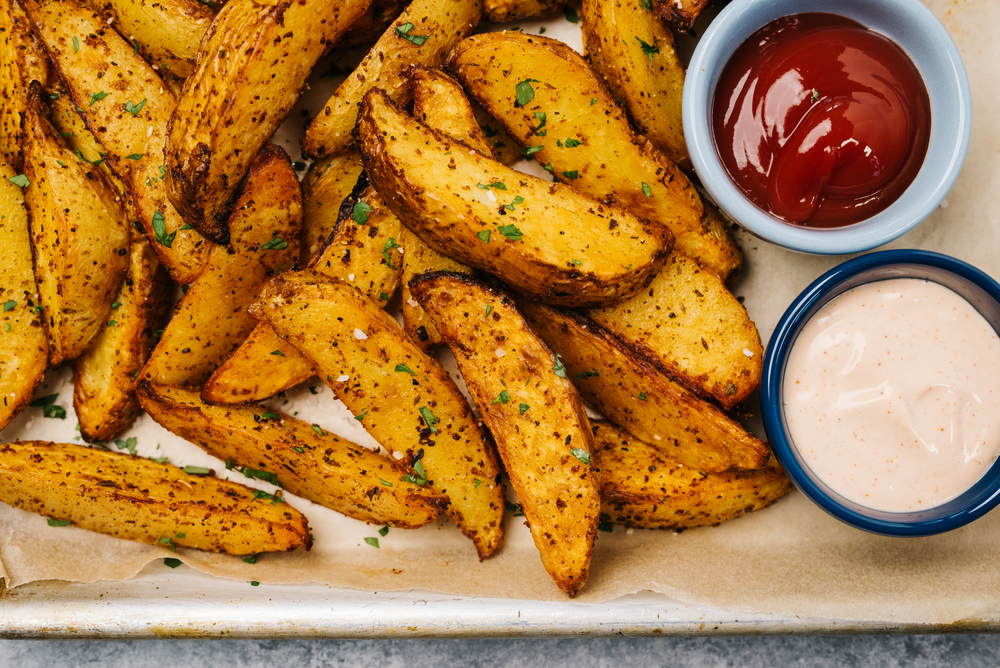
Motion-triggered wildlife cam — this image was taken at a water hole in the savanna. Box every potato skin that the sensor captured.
[0,156,48,431]
[302,0,481,160]
[484,0,565,22]
[165,0,370,242]
[250,270,505,560]
[141,144,302,388]
[588,252,763,409]
[411,271,601,598]
[23,83,130,365]
[447,31,740,281]
[520,301,769,473]
[0,440,312,554]
[592,421,791,530]
[138,382,449,529]
[301,151,365,265]
[357,88,673,308]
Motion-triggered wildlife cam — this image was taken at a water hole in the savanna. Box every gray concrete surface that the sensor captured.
[1,636,999,667]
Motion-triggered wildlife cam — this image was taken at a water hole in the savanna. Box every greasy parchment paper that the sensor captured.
[2,0,999,626]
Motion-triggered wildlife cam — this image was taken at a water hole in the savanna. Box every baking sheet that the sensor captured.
[3,0,1000,630]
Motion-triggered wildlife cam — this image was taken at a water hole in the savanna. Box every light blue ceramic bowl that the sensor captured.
[683,0,972,255]
[762,250,1000,536]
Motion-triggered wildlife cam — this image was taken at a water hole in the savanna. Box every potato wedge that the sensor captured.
[472,102,521,166]
[592,421,791,530]
[448,31,740,281]
[339,0,404,50]
[411,272,600,598]
[484,0,565,22]
[47,89,128,198]
[582,0,689,169]
[402,67,484,350]
[250,270,505,560]
[23,0,211,285]
[520,301,769,472]
[653,0,708,33]
[141,144,301,388]
[138,382,448,529]
[165,0,369,242]
[357,88,672,308]
[23,83,130,365]
[0,440,311,554]
[302,0,481,160]
[74,233,169,442]
[201,178,402,405]
[587,252,762,408]
[301,151,365,265]
[1,0,25,170]
[0,156,48,431]
[97,0,214,78]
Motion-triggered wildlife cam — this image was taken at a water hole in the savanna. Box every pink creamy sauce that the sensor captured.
[783,278,1000,512]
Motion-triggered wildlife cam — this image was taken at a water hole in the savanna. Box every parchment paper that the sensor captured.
[2,0,999,626]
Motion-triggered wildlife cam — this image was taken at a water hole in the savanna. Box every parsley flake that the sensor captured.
[395,363,416,375]
[551,354,567,378]
[570,448,591,465]
[181,466,211,476]
[30,393,66,419]
[378,477,393,487]
[812,89,820,102]
[505,501,524,516]
[352,201,372,224]
[562,170,579,180]
[563,5,579,22]
[269,350,285,356]
[563,138,582,148]
[378,526,389,537]
[576,369,599,380]
[519,145,544,156]
[355,410,369,421]
[598,522,614,532]
[635,37,659,65]
[514,78,540,107]
[638,392,648,401]
[519,403,529,415]
[47,518,72,527]
[124,153,143,160]
[381,237,400,269]
[498,223,523,240]
[163,558,182,568]
[125,98,147,116]
[492,389,510,405]
[418,406,438,433]
[7,174,28,188]
[151,210,176,248]
[242,554,258,564]
[88,91,109,107]
[72,35,80,53]
[364,536,380,548]
[477,229,491,243]
[395,22,429,46]
[2,300,15,312]
[641,182,652,198]
[260,236,288,251]
[115,436,138,455]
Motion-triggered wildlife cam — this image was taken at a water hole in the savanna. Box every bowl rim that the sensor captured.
[683,0,973,256]
[761,249,1000,536]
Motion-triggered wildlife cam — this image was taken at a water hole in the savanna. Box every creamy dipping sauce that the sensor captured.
[783,278,1000,512]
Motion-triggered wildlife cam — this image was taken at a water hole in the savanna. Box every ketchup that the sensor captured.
[712,14,931,227]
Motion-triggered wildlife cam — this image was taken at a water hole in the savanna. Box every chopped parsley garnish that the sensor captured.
[379,292,389,301]
[477,229,491,243]
[47,518,72,527]
[598,522,614,532]
[115,436,138,455]
[163,558,182,568]
[260,412,279,420]
[532,111,547,136]
[378,526,389,537]
[242,466,281,486]
[563,138,582,148]
[111,302,121,309]
[72,35,80,53]
[269,350,285,356]
[640,0,652,10]
[591,98,598,106]
[576,369,599,380]
[505,501,524,516]
[562,170,578,180]
[474,478,483,487]
[641,182,652,198]
[260,236,288,251]
[635,37,659,65]
[125,153,143,160]
[293,161,306,171]
[402,458,428,486]
[352,201,372,224]
[151,210,176,248]
[497,223,523,240]
[364,536,380,548]
[150,457,169,464]
[519,145,543,156]
[7,174,28,188]
[570,448,591,465]
[381,237,400,269]
[395,22,429,46]
[812,89,820,102]
[355,410,369,421]
[570,258,582,265]
[242,554,258,564]
[563,5,579,22]
[638,392,648,401]
[2,300,15,312]
[30,393,65,419]
[311,424,325,436]
[158,536,176,551]
[181,466,211,476]
[251,490,285,505]
[551,354,567,378]
[378,477,393,487]
[292,446,304,454]
[485,304,492,317]
[418,406,438,433]
[125,98,147,116]
[492,389,510,405]
[477,180,507,190]
[88,91,109,106]
[395,363,416,375]
[514,78,540,107]
[519,403,529,415]
[250,581,260,586]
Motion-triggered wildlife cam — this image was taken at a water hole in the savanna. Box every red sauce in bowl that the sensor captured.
[712,13,931,227]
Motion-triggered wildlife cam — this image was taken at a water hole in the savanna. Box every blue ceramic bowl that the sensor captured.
[683,0,972,255]
[762,250,1000,536]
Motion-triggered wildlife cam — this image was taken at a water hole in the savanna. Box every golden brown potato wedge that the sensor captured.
[653,0,708,33]
[250,270,505,560]
[201,178,402,405]
[302,0,482,160]
[472,102,521,166]
[357,88,672,308]
[97,0,214,78]
[0,440,312,554]
[592,421,791,530]
[411,272,600,598]
[165,0,369,242]
[74,233,169,442]
[520,301,769,472]
[582,0,689,169]
[587,252,762,409]
[402,67,484,350]
[23,83,130,365]
[448,31,740,281]
[338,0,404,50]
[0,156,48,431]
[484,0,565,22]
[138,382,449,529]
[301,151,365,265]
[141,145,301,388]
[23,0,211,285]
[1,0,25,170]
[47,89,127,197]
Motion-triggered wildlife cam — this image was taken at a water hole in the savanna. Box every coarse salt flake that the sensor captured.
[354,328,367,340]
[407,298,419,307]
[495,347,506,357]
[486,190,496,202]
[393,451,404,460]
[348,273,355,282]
[336,375,349,382]
[743,348,754,357]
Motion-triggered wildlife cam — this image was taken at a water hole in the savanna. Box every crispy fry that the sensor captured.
[138,382,449,529]
[250,270,505,560]
[411,271,600,597]
[0,440,312,554]
[301,151,365,265]
[592,421,791,530]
